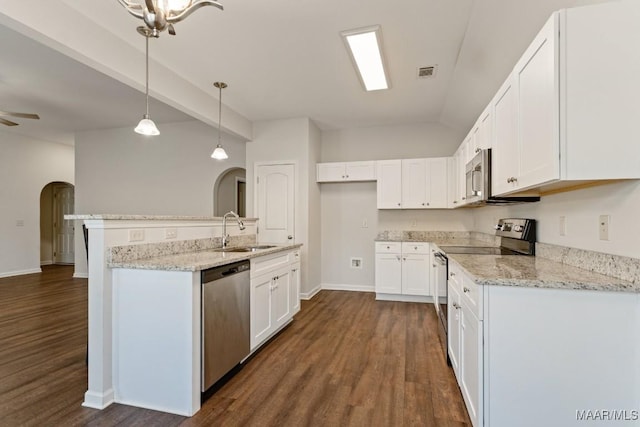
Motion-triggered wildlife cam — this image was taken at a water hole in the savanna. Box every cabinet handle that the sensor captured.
[414,246,418,250]
[433,264,437,268]
[453,302,461,309]
[387,246,390,249]
[426,202,430,206]
[396,256,401,261]
[346,175,349,178]
[450,272,455,277]
[475,148,481,153]
[397,203,401,206]
[453,201,458,204]
[463,287,470,293]
[342,175,345,179]
[402,257,407,261]
[462,197,466,200]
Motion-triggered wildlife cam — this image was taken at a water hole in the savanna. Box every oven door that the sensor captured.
[433,252,448,325]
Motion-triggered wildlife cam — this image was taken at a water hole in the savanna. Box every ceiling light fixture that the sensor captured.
[211,81,229,160]
[118,0,223,37]
[341,25,390,91]
[134,28,160,136]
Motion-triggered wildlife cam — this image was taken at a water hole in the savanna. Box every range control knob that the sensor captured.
[514,225,524,232]
[494,224,502,231]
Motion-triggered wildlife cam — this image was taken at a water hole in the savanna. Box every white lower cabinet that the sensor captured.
[250,249,300,351]
[448,261,482,427]
[375,242,431,299]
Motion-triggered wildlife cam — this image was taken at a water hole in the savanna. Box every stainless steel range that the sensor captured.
[433,218,536,363]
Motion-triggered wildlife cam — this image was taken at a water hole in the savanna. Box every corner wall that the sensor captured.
[73,120,246,276]
[0,130,74,277]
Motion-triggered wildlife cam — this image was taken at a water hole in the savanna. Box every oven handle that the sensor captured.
[434,252,448,265]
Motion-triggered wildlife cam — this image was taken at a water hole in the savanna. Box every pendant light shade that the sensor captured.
[135,30,160,136]
[211,81,228,160]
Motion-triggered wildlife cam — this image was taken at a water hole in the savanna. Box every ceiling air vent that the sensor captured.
[418,66,437,79]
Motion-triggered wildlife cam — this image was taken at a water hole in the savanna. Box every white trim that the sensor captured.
[375,293,434,303]
[0,268,42,278]
[73,272,89,279]
[82,389,115,410]
[40,260,53,266]
[300,284,322,300]
[321,283,374,293]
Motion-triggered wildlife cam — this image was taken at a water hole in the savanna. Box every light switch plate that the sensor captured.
[559,216,566,236]
[165,228,177,239]
[129,229,145,242]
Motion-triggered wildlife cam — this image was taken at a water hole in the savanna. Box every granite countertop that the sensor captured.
[448,254,639,293]
[109,244,302,272]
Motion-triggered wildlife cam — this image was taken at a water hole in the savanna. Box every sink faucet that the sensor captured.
[222,211,245,248]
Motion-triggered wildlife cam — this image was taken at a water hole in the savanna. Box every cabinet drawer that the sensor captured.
[461,275,482,320]
[375,242,401,253]
[401,242,429,254]
[251,251,290,278]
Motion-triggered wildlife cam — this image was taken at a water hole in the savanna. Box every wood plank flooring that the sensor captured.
[0,265,471,426]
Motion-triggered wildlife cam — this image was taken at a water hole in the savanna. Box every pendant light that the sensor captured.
[135,28,160,136]
[211,81,229,160]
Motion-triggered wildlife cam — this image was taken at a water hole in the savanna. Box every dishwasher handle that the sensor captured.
[202,260,250,283]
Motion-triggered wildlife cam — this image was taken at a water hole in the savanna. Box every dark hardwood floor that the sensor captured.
[0,265,471,426]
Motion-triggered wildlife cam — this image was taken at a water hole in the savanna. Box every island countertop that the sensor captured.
[447,253,639,293]
[109,244,302,272]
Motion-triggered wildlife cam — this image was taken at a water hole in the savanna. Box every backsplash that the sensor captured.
[375,230,500,245]
[536,242,640,285]
[108,234,257,263]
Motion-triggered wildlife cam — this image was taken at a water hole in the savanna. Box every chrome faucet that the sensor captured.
[222,211,245,248]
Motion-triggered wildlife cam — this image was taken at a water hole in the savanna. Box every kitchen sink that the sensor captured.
[215,245,277,253]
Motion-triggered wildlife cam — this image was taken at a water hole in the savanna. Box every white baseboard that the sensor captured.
[300,284,321,300]
[376,293,434,303]
[0,268,42,279]
[82,389,115,410]
[321,283,374,293]
[40,260,53,266]
[73,272,89,279]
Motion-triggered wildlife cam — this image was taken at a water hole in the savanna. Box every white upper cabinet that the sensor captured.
[489,1,640,196]
[381,158,448,209]
[316,161,376,182]
[471,105,492,155]
[447,157,459,208]
[376,160,403,209]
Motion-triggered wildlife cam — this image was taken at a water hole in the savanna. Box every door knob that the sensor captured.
[287,235,293,240]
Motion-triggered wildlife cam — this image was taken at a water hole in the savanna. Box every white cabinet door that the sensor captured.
[492,76,519,196]
[428,158,448,208]
[401,254,430,296]
[516,15,559,190]
[448,281,461,378]
[447,157,459,208]
[375,253,402,294]
[377,160,402,209]
[251,272,273,350]
[272,267,291,328]
[401,159,427,208]
[316,163,346,182]
[344,161,376,181]
[290,262,300,315]
[460,305,483,427]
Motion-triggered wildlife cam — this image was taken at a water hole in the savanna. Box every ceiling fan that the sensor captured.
[0,111,40,127]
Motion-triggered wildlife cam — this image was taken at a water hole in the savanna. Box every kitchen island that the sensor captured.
[66,215,302,417]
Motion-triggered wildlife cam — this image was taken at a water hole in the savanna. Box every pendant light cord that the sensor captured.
[145,35,150,117]
[218,84,222,145]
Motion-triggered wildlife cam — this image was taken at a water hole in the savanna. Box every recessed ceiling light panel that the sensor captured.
[341,25,390,92]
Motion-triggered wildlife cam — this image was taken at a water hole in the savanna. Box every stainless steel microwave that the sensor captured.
[464,149,540,206]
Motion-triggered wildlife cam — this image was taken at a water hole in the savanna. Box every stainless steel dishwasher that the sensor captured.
[201,260,250,392]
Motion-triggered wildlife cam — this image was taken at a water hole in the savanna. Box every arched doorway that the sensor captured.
[40,182,75,265]
[213,168,246,217]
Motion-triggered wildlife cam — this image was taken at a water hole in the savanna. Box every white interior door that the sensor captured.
[53,185,75,264]
[256,163,295,244]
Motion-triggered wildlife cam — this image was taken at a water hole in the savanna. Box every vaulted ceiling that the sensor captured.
[0,0,611,146]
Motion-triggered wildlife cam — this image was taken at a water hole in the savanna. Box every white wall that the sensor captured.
[0,130,74,277]
[215,168,246,216]
[473,181,640,259]
[320,123,472,290]
[245,117,322,295]
[73,120,246,276]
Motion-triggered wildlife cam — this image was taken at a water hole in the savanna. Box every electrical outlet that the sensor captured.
[599,215,610,241]
[362,218,368,228]
[16,220,24,227]
[165,228,177,239]
[129,229,145,242]
[350,257,363,269]
[559,216,566,236]
[411,220,417,228]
